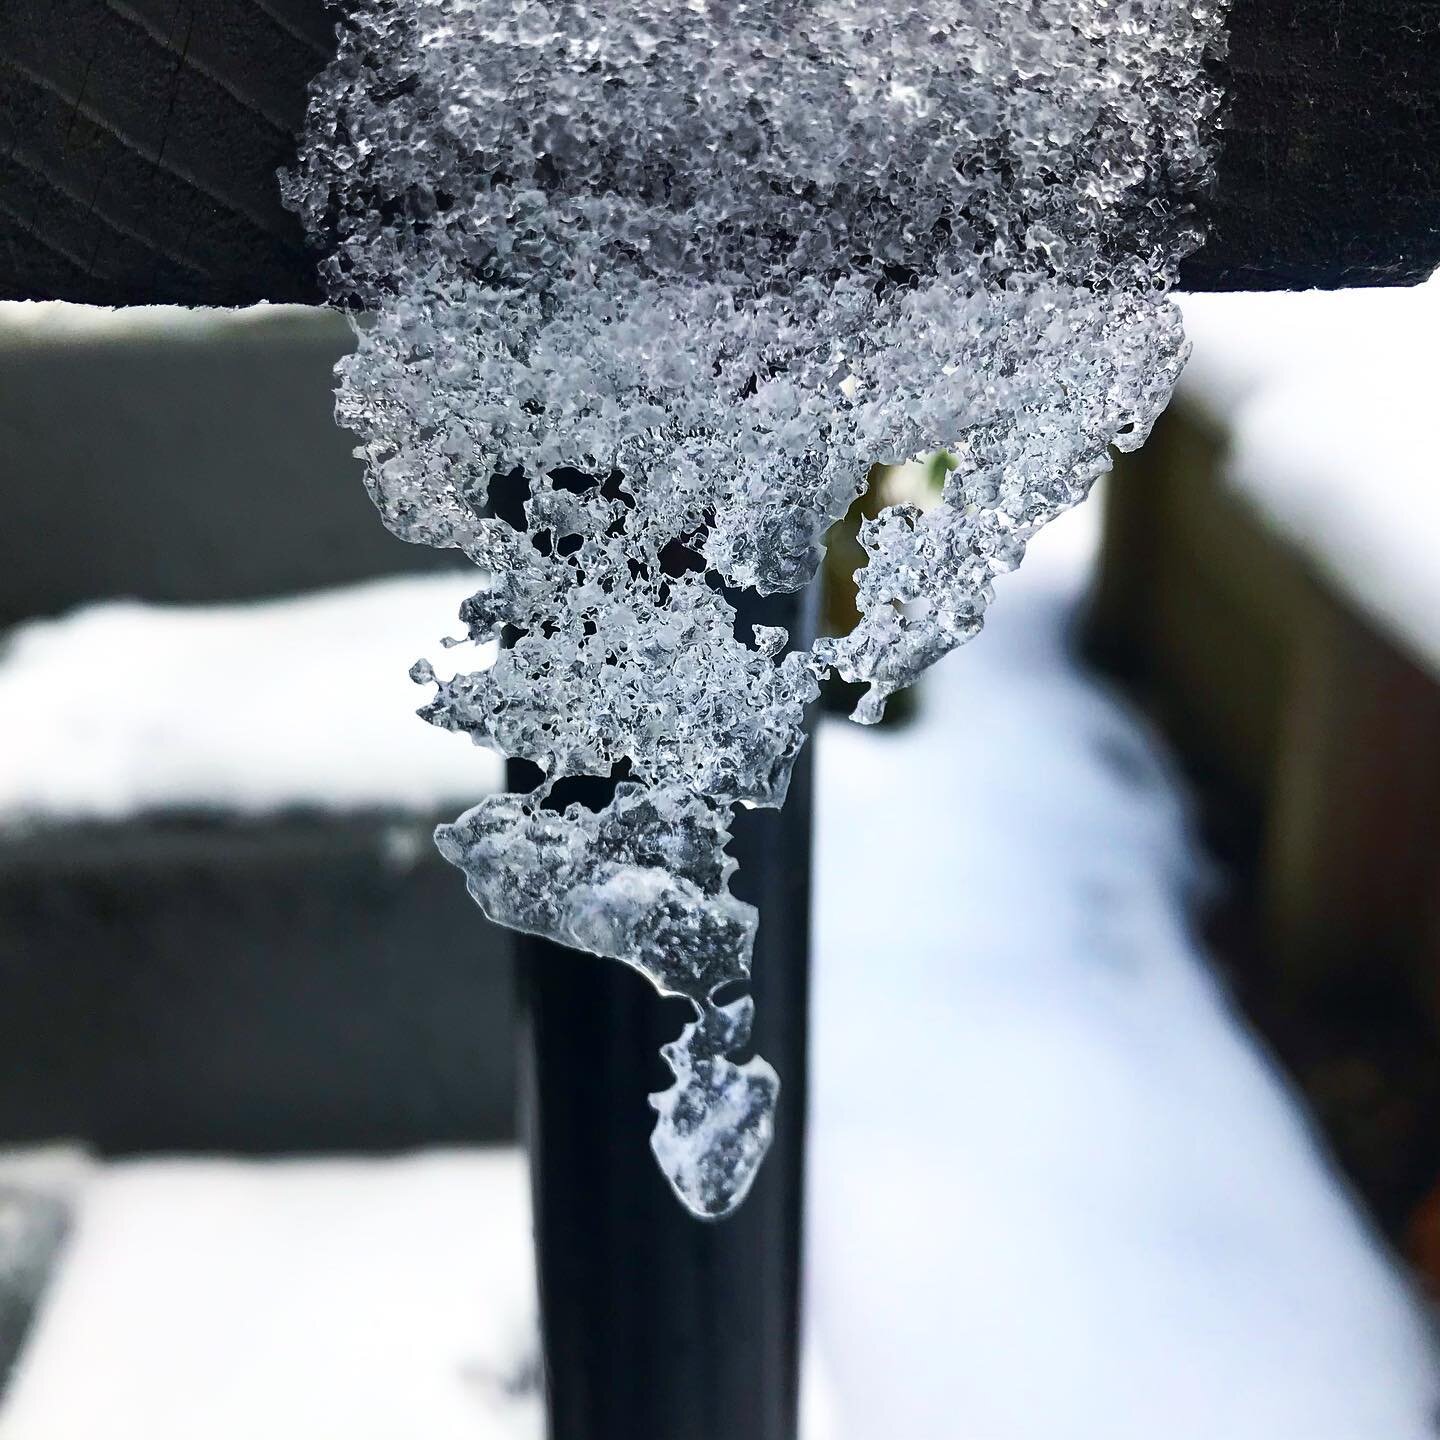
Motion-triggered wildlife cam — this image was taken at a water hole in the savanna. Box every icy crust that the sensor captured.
[434,784,778,1214]
[285,0,1224,1216]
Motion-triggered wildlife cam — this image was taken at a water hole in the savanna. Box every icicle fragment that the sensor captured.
[284,0,1226,1217]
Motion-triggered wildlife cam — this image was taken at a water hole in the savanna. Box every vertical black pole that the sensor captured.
[512,586,814,1440]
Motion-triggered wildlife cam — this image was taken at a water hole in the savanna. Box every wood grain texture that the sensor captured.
[1,0,1437,303]
[1186,0,1440,289]
[0,0,322,304]
[1089,403,1440,1237]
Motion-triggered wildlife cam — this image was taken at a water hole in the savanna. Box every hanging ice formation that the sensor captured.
[284,0,1226,1218]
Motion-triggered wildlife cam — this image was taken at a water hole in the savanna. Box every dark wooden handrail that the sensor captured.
[2,0,1438,303]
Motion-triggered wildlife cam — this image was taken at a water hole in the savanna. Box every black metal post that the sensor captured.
[510,585,816,1440]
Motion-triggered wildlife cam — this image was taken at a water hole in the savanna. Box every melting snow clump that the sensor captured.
[284,0,1225,1217]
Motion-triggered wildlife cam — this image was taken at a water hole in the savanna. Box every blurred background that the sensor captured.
[0,284,1437,1439]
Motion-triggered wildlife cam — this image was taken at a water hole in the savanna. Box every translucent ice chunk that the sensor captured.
[434,784,779,1212]
[285,0,1225,1216]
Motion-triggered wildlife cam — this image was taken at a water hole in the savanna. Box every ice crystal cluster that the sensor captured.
[285,0,1225,1217]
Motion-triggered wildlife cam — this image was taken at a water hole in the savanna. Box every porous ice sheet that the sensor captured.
[0,574,500,823]
[286,0,1225,1215]
[806,502,1440,1440]
[1177,277,1440,678]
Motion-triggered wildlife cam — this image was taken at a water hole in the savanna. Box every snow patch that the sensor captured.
[0,574,501,824]
[1178,278,1440,676]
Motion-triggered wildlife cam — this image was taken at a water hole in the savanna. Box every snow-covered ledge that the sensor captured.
[1177,278,1440,681]
[0,574,501,826]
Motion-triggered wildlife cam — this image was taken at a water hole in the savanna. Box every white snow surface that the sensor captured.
[805,499,1439,1439]
[0,1148,835,1440]
[1177,277,1440,677]
[0,301,337,348]
[0,1150,541,1440]
[0,573,501,822]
